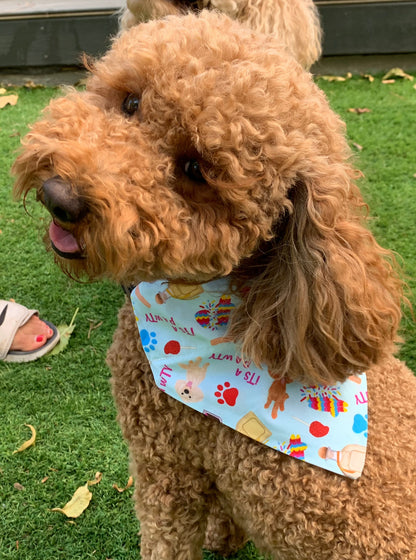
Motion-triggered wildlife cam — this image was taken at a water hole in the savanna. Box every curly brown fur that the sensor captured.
[120,0,322,70]
[13,13,403,386]
[12,13,416,559]
[109,300,416,560]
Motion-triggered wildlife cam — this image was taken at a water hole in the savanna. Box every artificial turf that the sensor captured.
[0,71,415,559]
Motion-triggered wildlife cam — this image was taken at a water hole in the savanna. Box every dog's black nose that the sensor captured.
[43,176,87,223]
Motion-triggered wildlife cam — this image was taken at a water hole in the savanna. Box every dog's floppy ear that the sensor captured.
[229,164,404,385]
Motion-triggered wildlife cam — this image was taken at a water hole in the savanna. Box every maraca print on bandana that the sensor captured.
[300,385,348,417]
[195,295,235,331]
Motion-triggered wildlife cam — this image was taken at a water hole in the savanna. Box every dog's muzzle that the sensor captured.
[42,176,86,259]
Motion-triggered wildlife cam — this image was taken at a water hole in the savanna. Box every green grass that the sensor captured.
[0,73,415,560]
[317,73,416,366]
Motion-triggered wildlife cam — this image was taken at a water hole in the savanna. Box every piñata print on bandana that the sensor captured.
[131,278,368,479]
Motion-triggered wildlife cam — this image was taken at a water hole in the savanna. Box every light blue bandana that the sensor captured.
[131,278,368,479]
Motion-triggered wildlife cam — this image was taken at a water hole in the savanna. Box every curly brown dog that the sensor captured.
[120,0,322,70]
[13,12,416,560]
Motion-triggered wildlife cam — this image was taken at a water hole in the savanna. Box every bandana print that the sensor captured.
[131,278,368,479]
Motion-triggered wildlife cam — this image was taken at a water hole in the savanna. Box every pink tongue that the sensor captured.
[49,221,81,253]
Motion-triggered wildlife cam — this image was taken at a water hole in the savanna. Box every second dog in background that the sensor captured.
[120,0,322,70]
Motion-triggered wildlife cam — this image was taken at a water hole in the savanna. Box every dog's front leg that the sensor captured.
[108,302,211,559]
[133,472,210,560]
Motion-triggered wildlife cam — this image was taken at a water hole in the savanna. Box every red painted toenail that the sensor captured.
[36,336,45,342]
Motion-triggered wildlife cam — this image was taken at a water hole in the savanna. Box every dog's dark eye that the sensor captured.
[122,93,141,116]
[184,159,205,183]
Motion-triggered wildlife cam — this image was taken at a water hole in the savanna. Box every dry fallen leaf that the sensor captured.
[0,87,6,94]
[51,483,92,518]
[48,308,79,356]
[74,77,88,88]
[13,424,36,454]
[14,482,25,491]
[348,108,371,114]
[51,472,102,518]
[0,94,18,109]
[87,319,103,339]
[362,74,374,83]
[319,75,346,82]
[113,475,134,493]
[382,79,396,85]
[382,67,414,81]
[23,80,45,89]
[87,472,103,486]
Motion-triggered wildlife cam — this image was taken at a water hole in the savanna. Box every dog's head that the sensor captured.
[13,12,403,384]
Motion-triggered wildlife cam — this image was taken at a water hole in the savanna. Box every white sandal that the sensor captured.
[0,300,60,362]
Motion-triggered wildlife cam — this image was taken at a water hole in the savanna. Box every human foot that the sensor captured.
[10,315,54,352]
[0,300,60,362]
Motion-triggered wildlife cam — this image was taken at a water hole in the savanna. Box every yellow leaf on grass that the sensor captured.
[87,472,102,486]
[348,108,371,114]
[23,80,45,89]
[13,424,36,454]
[383,67,414,81]
[51,483,92,518]
[362,74,375,82]
[48,308,79,356]
[0,87,6,94]
[0,94,18,108]
[319,75,346,82]
[113,475,133,493]
[51,472,101,518]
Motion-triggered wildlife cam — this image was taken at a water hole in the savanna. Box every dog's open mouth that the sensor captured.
[49,221,84,260]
